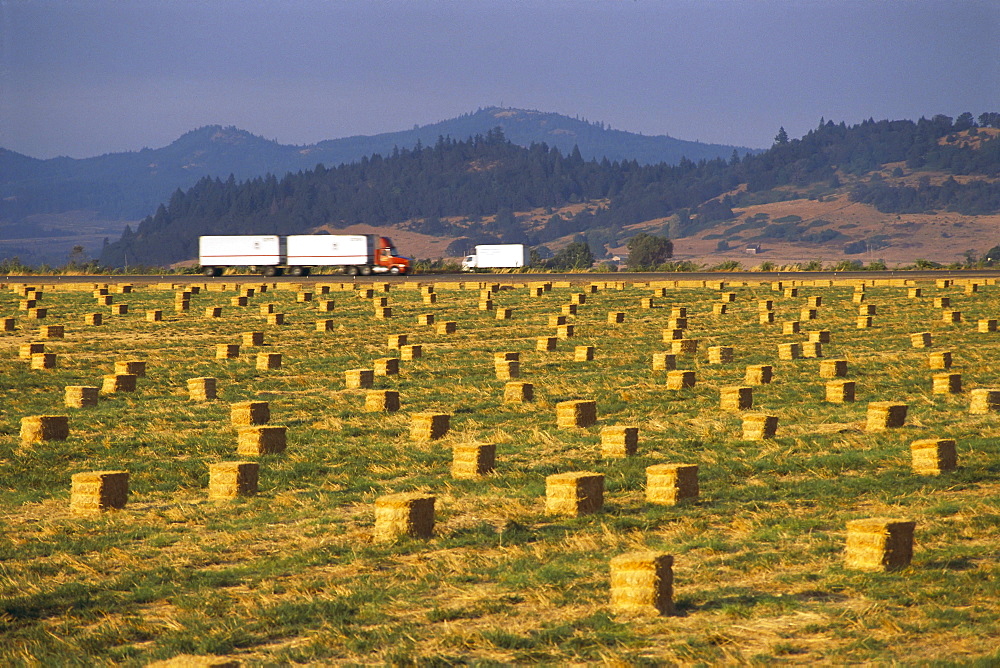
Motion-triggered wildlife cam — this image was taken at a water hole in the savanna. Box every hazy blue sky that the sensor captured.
[3,0,998,159]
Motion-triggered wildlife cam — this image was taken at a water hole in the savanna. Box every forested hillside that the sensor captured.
[100,113,1000,268]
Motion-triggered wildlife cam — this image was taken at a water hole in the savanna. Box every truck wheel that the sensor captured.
[345,266,358,276]
[289,266,304,277]
[263,266,278,277]
[360,266,372,276]
[202,266,216,277]
[389,266,401,275]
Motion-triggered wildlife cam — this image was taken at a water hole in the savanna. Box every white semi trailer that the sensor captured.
[198,234,410,276]
[461,244,529,271]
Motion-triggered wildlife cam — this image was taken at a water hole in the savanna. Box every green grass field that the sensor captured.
[2,277,999,665]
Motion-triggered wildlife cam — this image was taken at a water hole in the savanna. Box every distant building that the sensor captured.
[745,244,761,255]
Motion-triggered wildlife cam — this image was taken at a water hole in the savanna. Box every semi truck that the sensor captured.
[461,244,529,271]
[198,234,410,276]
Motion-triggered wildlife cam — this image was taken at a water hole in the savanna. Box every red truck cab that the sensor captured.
[375,236,411,275]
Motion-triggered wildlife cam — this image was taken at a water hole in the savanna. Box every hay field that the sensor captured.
[2,277,1000,665]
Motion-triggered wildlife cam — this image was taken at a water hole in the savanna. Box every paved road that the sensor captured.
[3,270,1000,285]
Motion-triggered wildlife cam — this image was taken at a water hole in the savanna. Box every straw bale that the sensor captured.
[910,439,957,475]
[266,313,285,325]
[570,293,586,305]
[610,551,674,616]
[561,304,578,316]
[969,388,1000,414]
[574,345,595,362]
[146,310,163,322]
[932,373,961,395]
[495,351,520,363]
[745,364,773,385]
[357,288,375,299]
[807,330,831,344]
[529,286,545,297]
[93,288,109,297]
[556,400,597,428]
[417,313,435,326]
[640,297,655,309]
[204,306,222,318]
[423,293,438,304]
[853,293,866,303]
[114,360,146,377]
[400,344,422,360]
[345,368,374,389]
[70,470,129,514]
[800,308,818,321]
[187,377,217,401]
[936,279,952,288]
[28,307,48,319]
[545,471,604,516]
[495,307,513,320]
[778,342,801,360]
[237,426,287,455]
[40,325,64,339]
[907,287,922,298]
[504,381,534,403]
[65,386,98,408]
[208,462,259,499]
[231,401,270,426]
[375,306,392,319]
[19,342,44,359]
[317,299,335,312]
[21,415,69,443]
[942,310,962,323]
[98,295,113,306]
[411,413,450,440]
[720,292,736,303]
[452,443,496,478]
[826,380,856,403]
[601,426,638,458]
[662,328,684,342]
[670,306,687,318]
[802,341,823,358]
[388,333,409,349]
[557,324,575,339]
[759,311,775,324]
[784,288,798,298]
[478,299,494,311]
[858,304,877,316]
[757,300,774,312]
[365,389,400,412]
[928,351,953,369]
[548,315,567,327]
[933,297,950,308]
[373,297,389,307]
[720,386,753,410]
[855,315,873,329]
[495,360,519,379]
[652,352,677,371]
[667,317,688,330]
[259,303,275,315]
[437,321,457,334]
[375,493,436,541]
[645,463,699,506]
[1,317,14,331]
[806,296,822,307]
[965,283,979,294]
[537,336,558,352]
[175,300,190,312]
[30,352,56,369]
[297,291,313,303]
[742,414,778,440]
[866,402,908,430]
[910,332,932,348]
[979,319,997,333]
[374,357,399,376]
[315,319,334,332]
[671,338,699,355]
[102,374,137,393]
[216,344,240,359]
[820,359,848,378]
[845,518,915,571]
[666,370,696,390]
[708,346,733,364]
[256,353,282,370]
[782,321,801,334]
[230,296,248,307]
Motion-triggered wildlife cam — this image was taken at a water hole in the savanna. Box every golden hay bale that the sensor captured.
[70,470,129,514]
[910,439,957,475]
[857,315,874,329]
[296,291,313,303]
[1,317,15,331]
[256,352,282,370]
[800,308,818,321]
[908,287,922,298]
[601,426,638,458]
[570,293,586,305]
[230,296,248,307]
[364,389,400,413]
[30,352,56,369]
[742,414,778,440]
[495,307,513,320]
[720,292,737,303]
[782,321,801,335]
[28,307,48,319]
[806,295,822,307]
[933,297,951,308]
[759,311,775,324]
[65,386,99,408]
[844,518,915,571]
[266,313,285,325]
[417,313,435,325]
[556,400,597,428]
[783,287,799,298]
[495,360,519,380]
[374,306,392,319]
[40,325,64,339]
[928,350,953,369]
[187,377,217,401]
[820,359,848,378]
[315,319,334,332]
[666,370,696,390]
[374,357,399,376]
[910,332,932,348]
[548,315,567,327]
[237,426,287,455]
[712,303,728,315]
[494,351,520,363]
[979,319,998,333]
[146,310,163,322]
[662,328,684,342]
[208,461,259,499]
[969,388,1000,414]
[942,310,962,323]
[745,364,773,385]
[241,332,265,347]
[411,413,450,440]
[21,415,69,443]
[859,304,877,316]
[423,293,438,304]
[645,464,699,505]
[670,306,687,318]
[216,344,240,359]
[374,493,436,541]
[98,295,113,306]
[802,341,823,358]
[608,311,626,323]
[807,330,831,344]
[537,336,558,352]
[610,551,674,616]
[19,342,45,359]
[758,300,774,312]
[504,381,534,403]
[826,380,856,403]
[561,304,578,316]
[545,471,604,516]
[204,306,222,318]
[175,300,190,312]
[102,374,137,394]
[720,386,753,410]
[230,401,270,426]
[866,402,908,430]
[317,299,335,312]
[557,324,575,339]
[574,345,595,362]
[652,352,677,371]
[345,368,375,389]
[436,321,457,334]
[708,346,734,364]
[932,373,962,395]
[114,360,146,377]
[388,333,409,349]
[936,278,952,288]
[640,297,655,309]
[667,317,687,330]
[671,338,699,355]
[478,299,494,311]
[259,303,275,315]
[778,342,801,360]
[452,443,496,478]
[853,293,867,304]
[400,344,423,360]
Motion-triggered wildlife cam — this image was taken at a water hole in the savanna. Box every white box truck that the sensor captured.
[198,235,282,276]
[461,244,529,271]
[199,233,410,276]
